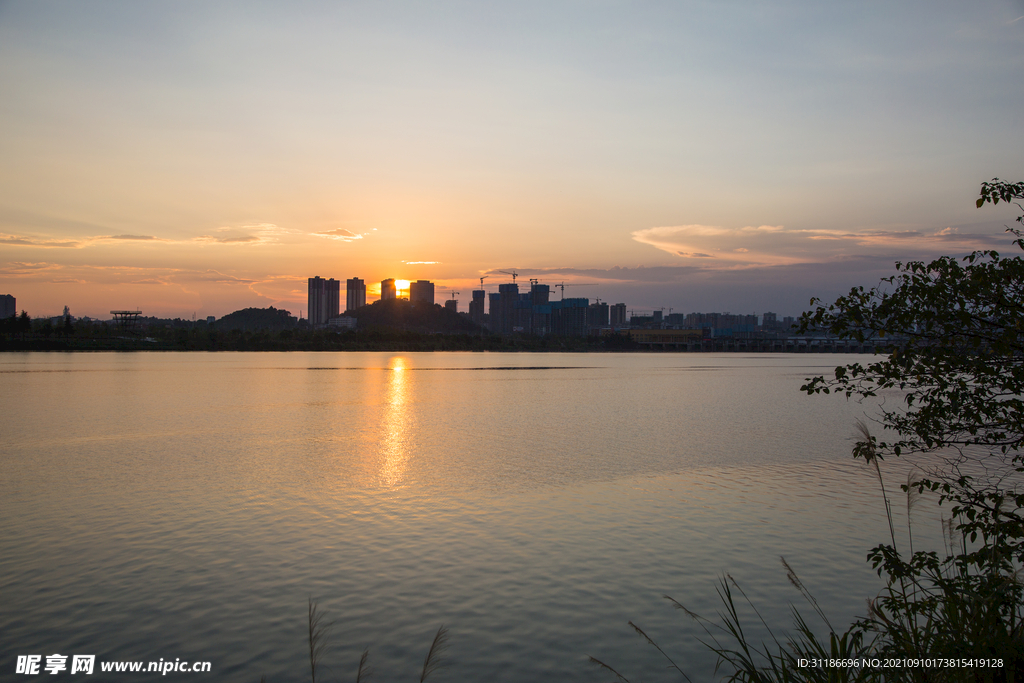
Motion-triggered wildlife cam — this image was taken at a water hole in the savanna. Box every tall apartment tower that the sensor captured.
[610,303,627,329]
[587,301,609,331]
[346,278,367,313]
[487,292,501,332]
[495,283,519,335]
[469,290,486,326]
[307,277,340,328]
[1,294,15,319]
[409,280,434,306]
[551,298,589,336]
[529,282,549,306]
[380,278,397,301]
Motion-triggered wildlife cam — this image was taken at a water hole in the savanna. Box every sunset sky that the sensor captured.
[2,0,1022,320]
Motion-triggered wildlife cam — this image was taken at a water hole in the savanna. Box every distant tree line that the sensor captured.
[0,304,639,352]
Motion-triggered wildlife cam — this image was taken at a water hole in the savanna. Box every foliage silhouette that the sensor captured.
[592,179,1024,681]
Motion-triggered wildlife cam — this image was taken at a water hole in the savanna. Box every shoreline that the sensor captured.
[0,340,871,353]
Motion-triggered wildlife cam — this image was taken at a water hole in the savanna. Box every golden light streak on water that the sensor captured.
[377,355,411,488]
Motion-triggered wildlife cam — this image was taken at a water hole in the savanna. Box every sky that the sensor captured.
[1,0,1022,320]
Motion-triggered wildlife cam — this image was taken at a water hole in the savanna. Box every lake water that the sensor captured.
[0,352,946,682]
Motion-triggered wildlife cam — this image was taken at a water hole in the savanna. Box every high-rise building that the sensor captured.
[444,298,457,313]
[587,302,609,331]
[495,283,519,334]
[529,282,549,306]
[551,298,589,336]
[531,304,551,336]
[1,294,15,319]
[469,290,486,327]
[410,280,434,306]
[487,292,501,332]
[307,277,340,328]
[513,292,533,333]
[346,278,367,313]
[380,278,397,301]
[610,303,627,329]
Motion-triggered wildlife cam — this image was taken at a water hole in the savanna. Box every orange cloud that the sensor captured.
[194,235,263,244]
[312,228,365,242]
[0,261,64,276]
[1,233,82,248]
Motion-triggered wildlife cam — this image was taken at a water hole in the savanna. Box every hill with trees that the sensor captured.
[216,306,298,331]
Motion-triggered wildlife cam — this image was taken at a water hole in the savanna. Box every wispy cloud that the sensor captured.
[2,222,344,250]
[194,224,290,245]
[403,260,440,265]
[107,234,163,241]
[2,228,278,247]
[194,234,263,244]
[1,233,82,248]
[0,261,65,276]
[312,227,365,242]
[178,270,257,285]
[631,223,1006,267]
[484,265,703,284]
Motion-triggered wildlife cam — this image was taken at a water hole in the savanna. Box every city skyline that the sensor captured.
[1,1,1022,319]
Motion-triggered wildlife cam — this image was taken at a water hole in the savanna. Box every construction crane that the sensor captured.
[551,282,599,300]
[449,290,459,301]
[498,269,518,283]
[478,276,488,289]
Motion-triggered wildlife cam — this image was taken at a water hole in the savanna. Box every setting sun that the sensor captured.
[395,280,410,297]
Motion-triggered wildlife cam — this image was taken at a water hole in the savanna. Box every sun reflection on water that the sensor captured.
[377,356,411,488]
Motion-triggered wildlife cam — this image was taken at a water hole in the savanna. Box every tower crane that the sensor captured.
[551,282,599,300]
[498,269,518,284]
